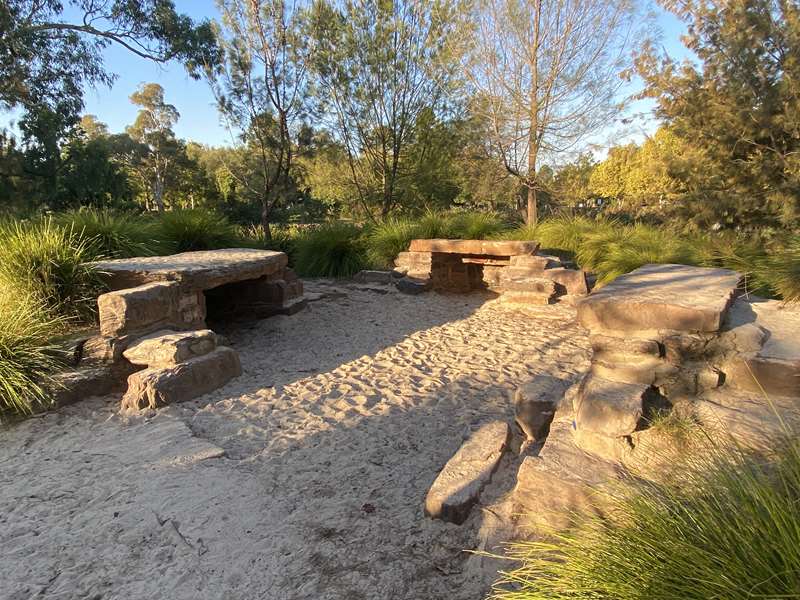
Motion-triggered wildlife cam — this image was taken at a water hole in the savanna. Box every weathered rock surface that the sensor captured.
[408,239,538,256]
[396,276,432,295]
[573,374,648,438]
[123,329,219,367]
[353,270,394,284]
[577,264,741,334]
[424,421,510,525]
[98,281,183,337]
[49,363,137,407]
[92,248,288,292]
[121,346,242,411]
[514,376,570,443]
[508,254,560,270]
[719,298,800,398]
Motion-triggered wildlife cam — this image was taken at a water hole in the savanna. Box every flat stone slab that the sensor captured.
[123,329,219,368]
[577,264,741,334]
[408,239,539,256]
[574,374,648,438]
[425,421,510,524]
[92,248,288,291]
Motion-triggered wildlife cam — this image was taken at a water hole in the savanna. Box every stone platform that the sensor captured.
[65,249,306,411]
[394,239,590,303]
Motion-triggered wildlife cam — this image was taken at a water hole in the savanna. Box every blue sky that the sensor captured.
[2,1,691,148]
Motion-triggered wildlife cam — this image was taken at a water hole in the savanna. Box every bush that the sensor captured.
[414,210,453,239]
[535,215,614,254]
[366,218,418,269]
[492,437,800,600]
[156,209,242,253]
[54,208,164,258]
[293,223,367,277]
[763,235,800,303]
[0,219,104,322]
[238,223,300,260]
[448,211,509,239]
[0,289,64,416]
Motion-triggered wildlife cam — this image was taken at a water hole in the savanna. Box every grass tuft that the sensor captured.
[491,435,800,600]
[293,223,367,277]
[54,208,165,258]
[156,209,242,253]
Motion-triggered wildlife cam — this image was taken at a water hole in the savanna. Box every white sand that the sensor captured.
[0,280,590,600]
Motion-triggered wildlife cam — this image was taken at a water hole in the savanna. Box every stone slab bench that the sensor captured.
[395,239,589,302]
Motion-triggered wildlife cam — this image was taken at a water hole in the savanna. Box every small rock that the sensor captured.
[425,421,510,525]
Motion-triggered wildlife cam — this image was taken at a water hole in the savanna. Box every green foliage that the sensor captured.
[0,289,64,416]
[293,223,367,278]
[238,223,300,261]
[764,236,800,303]
[491,437,800,599]
[366,218,418,269]
[0,219,104,322]
[534,215,615,254]
[54,208,164,258]
[155,209,242,253]
[448,211,509,239]
[637,0,800,229]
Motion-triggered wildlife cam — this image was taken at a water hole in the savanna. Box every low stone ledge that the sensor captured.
[425,421,510,525]
[123,329,219,368]
[121,346,242,411]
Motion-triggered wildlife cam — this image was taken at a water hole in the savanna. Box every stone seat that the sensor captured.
[91,248,288,292]
[408,239,539,256]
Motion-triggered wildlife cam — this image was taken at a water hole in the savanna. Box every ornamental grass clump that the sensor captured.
[0,219,104,322]
[366,218,418,269]
[55,208,165,258]
[0,289,64,416]
[156,208,242,253]
[293,222,367,277]
[491,435,800,600]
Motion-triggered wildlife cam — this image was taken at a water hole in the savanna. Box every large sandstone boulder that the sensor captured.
[123,329,220,368]
[121,346,242,411]
[577,264,741,334]
[98,281,182,337]
[425,421,510,525]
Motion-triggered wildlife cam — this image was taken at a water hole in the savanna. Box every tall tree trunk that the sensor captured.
[153,175,165,212]
[527,185,538,226]
[261,198,272,243]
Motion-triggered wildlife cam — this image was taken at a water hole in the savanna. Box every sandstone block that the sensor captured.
[499,290,554,305]
[508,254,559,270]
[502,277,557,296]
[573,374,649,438]
[50,363,135,407]
[92,248,288,292]
[590,334,662,359]
[541,267,590,296]
[514,375,570,443]
[121,346,242,411]
[577,264,741,334]
[591,356,678,386]
[425,421,510,524]
[123,329,219,368]
[98,281,180,337]
[408,239,539,256]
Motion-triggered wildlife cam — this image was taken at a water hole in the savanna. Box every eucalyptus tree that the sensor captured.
[205,0,309,240]
[307,0,470,218]
[467,0,643,224]
[125,83,182,212]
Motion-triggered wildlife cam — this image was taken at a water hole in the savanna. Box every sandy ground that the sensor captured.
[0,280,590,600]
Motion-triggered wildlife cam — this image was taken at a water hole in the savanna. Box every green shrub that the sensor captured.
[535,215,614,254]
[156,209,242,253]
[495,224,538,242]
[448,211,509,239]
[293,223,367,277]
[0,289,64,416]
[763,235,800,303]
[238,223,300,260]
[366,218,418,269]
[54,208,164,258]
[0,219,104,322]
[414,210,454,239]
[492,437,800,600]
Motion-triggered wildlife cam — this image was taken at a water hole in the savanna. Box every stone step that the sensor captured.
[577,264,741,335]
[396,276,432,295]
[499,290,555,305]
[425,421,510,524]
[590,356,678,386]
[123,329,220,368]
[121,346,242,411]
[508,254,560,270]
